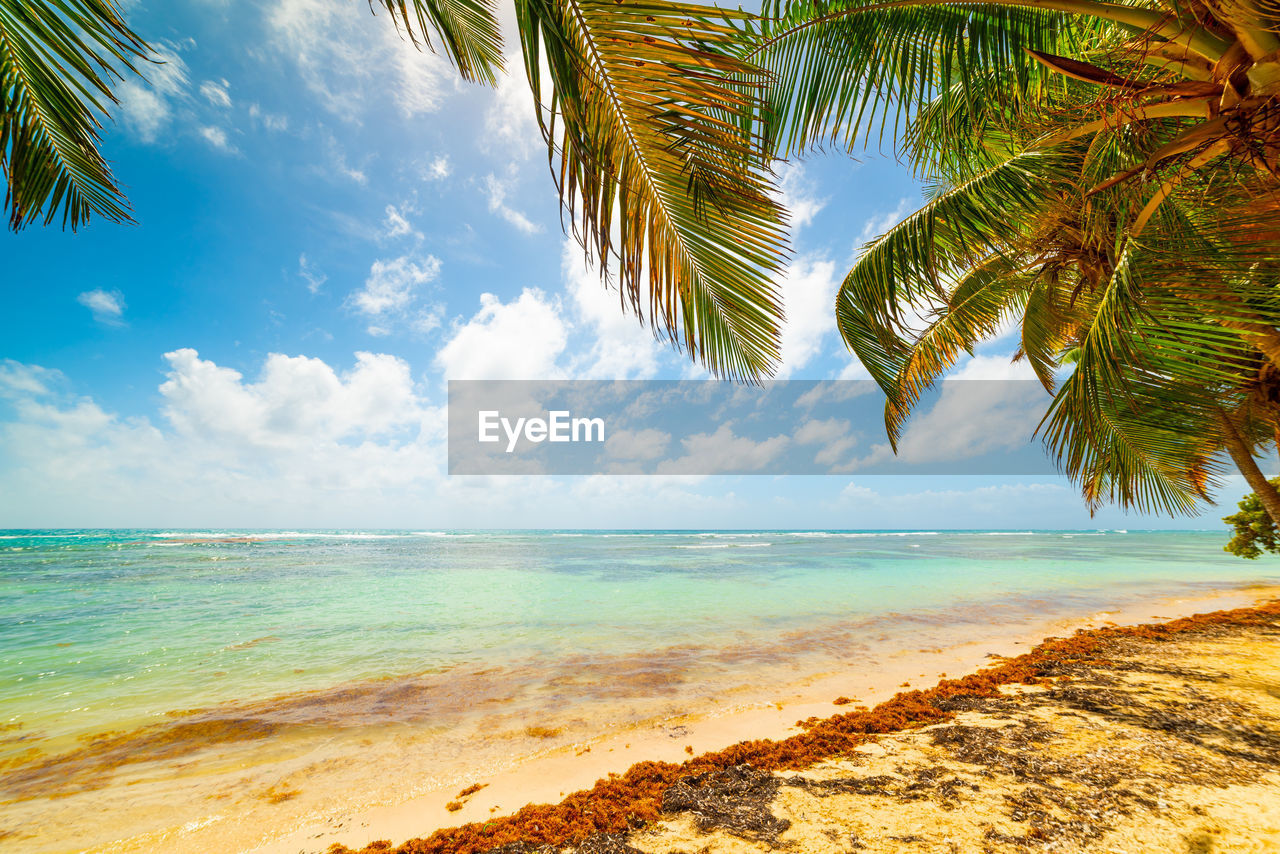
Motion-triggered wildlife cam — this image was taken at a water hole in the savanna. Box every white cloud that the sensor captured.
[793,417,857,467]
[412,305,444,335]
[857,197,914,246]
[0,351,455,526]
[948,353,1039,381]
[657,423,790,474]
[199,79,232,108]
[483,173,542,234]
[77,289,126,325]
[776,162,826,231]
[561,240,662,379]
[160,348,423,443]
[0,353,1229,529]
[854,360,1048,469]
[383,204,420,240]
[199,125,237,153]
[425,156,451,181]
[347,256,442,324]
[435,289,567,379]
[484,61,540,159]
[604,427,671,462]
[116,43,189,142]
[320,131,367,183]
[299,254,327,294]
[776,255,840,379]
[248,103,289,131]
[0,361,64,397]
[837,358,872,381]
[266,0,454,118]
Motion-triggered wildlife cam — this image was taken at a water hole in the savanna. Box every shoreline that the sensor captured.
[248,582,1280,854]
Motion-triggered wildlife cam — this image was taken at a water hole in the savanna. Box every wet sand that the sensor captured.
[257,585,1280,854]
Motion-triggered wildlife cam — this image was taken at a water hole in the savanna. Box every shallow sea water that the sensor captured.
[0,529,1275,851]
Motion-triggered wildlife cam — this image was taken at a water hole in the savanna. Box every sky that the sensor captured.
[0,0,1250,529]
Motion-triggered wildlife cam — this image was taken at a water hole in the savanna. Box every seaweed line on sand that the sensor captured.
[328,600,1280,854]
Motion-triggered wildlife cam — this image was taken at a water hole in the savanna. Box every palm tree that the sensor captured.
[742,0,1280,518]
[1,0,789,381]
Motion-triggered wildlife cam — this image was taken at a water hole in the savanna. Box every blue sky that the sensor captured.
[0,0,1246,529]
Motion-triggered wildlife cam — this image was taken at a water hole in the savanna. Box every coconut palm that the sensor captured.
[1,0,788,380]
[740,0,1280,518]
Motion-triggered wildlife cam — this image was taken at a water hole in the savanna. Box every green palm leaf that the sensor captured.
[0,0,147,230]
[747,0,1092,158]
[516,0,789,380]
[373,0,505,85]
[884,257,1031,443]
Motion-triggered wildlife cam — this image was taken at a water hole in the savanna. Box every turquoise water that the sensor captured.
[1,529,1275,754]
[1,529,1278,852]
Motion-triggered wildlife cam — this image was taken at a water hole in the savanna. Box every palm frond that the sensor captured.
[746,0,1092,157]
[372,0,504,85]
[884,257,1031,443]
[1039,242,1229,514]
[0,0,148,231]
[516,0,789,381]
[839,146,1074,324]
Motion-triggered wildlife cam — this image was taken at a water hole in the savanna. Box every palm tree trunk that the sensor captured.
[1219,409,1280,525]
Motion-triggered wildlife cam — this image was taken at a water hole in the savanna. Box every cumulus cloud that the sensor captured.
[657,423,790,474]
[0,351,453,526]
[160,348,424,443]
[435,289,567,379]
[793,416,857,467]
[77,289,126,325]
[561,240,663,379]
[0,353,1228,528]
[776,256,840,379]
[853,358,1048,469]
[604,427,671,462]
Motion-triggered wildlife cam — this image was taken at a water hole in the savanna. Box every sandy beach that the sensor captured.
[250,584,1280,854]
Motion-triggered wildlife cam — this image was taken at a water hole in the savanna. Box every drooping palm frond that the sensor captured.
[1037,240,1240,514]
[884,257,1032,442]
[837,146,1077,344]
[0,0,148,230]
[372,0,505,85]
[516,0,790,381]
[744,0,1103,158]
[1017,274,1076,390]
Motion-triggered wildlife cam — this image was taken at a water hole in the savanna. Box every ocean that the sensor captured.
[1,529,1275,852]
